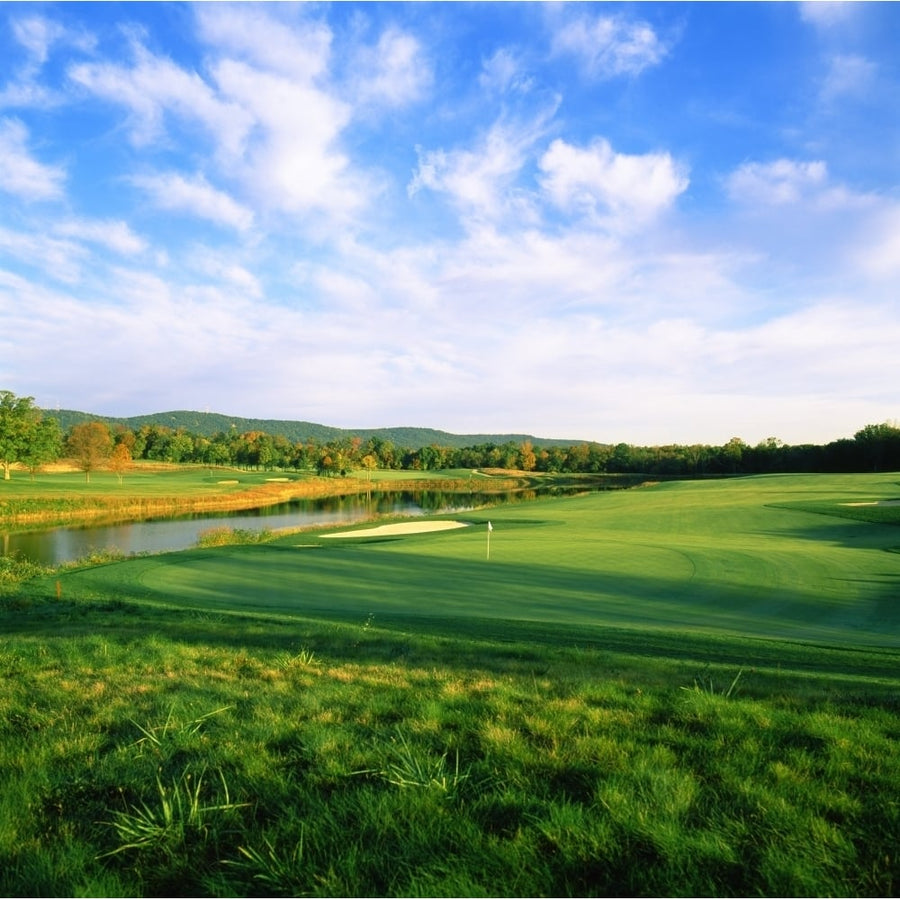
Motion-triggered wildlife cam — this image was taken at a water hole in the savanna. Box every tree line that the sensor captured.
[2,390,899,481]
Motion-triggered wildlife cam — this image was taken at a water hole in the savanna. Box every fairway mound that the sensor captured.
[321,520,469,539]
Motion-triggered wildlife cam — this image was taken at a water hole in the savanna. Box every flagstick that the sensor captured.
[486,521,492,560]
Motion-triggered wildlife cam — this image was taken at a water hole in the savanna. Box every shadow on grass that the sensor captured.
[5,584,900,698]
[5,527,900,696]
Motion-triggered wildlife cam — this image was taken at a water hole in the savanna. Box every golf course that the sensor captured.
[2,470,899,896]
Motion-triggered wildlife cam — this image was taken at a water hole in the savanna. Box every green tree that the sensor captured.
[20,417,62,479]
[66,421,113,482]
[610,443,634,473]
[721,436,747,474]
[167,430,195,463]
[854,423,900,471]
[0,390,42,480]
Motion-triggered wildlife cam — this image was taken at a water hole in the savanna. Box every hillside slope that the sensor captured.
[42,408,583,450]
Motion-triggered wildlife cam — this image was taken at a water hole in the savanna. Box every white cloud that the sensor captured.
[68,41,252,156]
[12,16,66,65]
[479,48,533,95]
[856,204,900,279]
[821,54,876,101]
[196,4,368,221]
[709,301,900,404]
[409,107,556,224]
[130,171,254,232]
[211,59,361,219]
[54,218,147,256]
[726,158,828,205]
[0,226,84,282]
[351,27,432,108]
[539,138,688,229]
[194,4,332,81]
[0,117,65,200]
[65,9,380,226]
[552,13,667,78]
[0,80,57,109]
[1,14,93,111]
[313,269,380,314]
[11,14,94,62]
[186,247,263,299]
[799,2,857,29]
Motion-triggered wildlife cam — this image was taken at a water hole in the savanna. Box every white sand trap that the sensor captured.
[322,520,469,539]
[843,499,900,507]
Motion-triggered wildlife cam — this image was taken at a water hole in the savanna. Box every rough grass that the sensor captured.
[2,472,899,896]
[1,603,897,897]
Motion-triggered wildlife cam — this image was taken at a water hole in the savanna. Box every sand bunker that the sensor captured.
[842,499,900,507]
[321,520,469,539]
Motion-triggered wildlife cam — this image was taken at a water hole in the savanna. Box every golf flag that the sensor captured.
[487,521,493,532]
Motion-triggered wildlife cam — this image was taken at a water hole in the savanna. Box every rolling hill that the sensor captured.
[41,408,583,450]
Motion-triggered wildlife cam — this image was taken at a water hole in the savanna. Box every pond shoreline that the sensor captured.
[0,475,529,533]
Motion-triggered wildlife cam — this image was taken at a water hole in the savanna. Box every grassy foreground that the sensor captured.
[2,473,899,896]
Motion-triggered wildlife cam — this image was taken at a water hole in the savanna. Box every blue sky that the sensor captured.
[1,2,898,445]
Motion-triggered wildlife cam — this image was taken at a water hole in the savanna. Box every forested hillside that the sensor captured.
[6,395,896,476]
[43,409,574,451]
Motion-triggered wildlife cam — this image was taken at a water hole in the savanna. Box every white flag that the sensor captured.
[487,521,493,532]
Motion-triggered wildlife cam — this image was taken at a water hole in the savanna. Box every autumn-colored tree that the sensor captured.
[108,441,133,485]
[361,453,378,480]
[518,440,537,472]
[66,421,113,482]
[316,453,339,477]
[113,425,136,453]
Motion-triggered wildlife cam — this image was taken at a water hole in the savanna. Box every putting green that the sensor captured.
[59,473,900,648]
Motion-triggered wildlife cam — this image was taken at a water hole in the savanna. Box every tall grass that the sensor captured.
[1,594,897,897]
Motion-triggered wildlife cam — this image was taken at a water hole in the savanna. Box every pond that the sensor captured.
[0,486,540,566]
[1,478,644,567]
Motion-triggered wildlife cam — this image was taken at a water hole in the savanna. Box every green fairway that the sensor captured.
[46,472,900,649]
[3,472,899,897]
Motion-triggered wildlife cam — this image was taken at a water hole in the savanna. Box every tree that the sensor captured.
[518,441,537,472]
[20,417,62,479]
[108,442,133,485]
[316,452,340,477]
[720,437,747,474]
[0,390,42,480]
[854,423,900,471]
[66,421,112,482]
[361,453,378,480]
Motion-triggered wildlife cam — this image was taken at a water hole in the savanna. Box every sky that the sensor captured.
[1,2,898,447]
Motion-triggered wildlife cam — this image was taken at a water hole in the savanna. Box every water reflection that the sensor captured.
[1,480,632,566]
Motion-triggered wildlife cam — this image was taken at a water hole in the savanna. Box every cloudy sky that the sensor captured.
[1,2,898,445]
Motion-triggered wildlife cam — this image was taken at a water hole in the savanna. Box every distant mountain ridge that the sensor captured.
[41,408,584,450]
